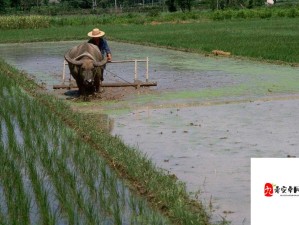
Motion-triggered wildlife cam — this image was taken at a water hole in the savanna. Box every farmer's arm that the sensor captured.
[102,38,112,61]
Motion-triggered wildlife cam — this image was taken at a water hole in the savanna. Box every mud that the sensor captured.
[1,41,299,225]
[111,98,299,224]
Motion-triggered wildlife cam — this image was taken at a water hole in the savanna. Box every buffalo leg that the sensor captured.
[100,68,104,81]
[94,74,100,93]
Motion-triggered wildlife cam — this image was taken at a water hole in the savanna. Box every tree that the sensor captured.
[208,0,254,10]
[80,0,93,8]
[20,0,38,10]
[253,0,264,6]
[59,0,82,8]
[177,0,194,11]
[0,0,9,12]
[247,0,264,8]
[6,0,39,10]
[165,0,177,11]
[59,0,96,8]
[10,0,21,8]
[208,0,226,10]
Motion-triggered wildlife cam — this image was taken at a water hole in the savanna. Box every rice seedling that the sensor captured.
[0,57,215,224]
[0,15,50,30]
[0,124,3,148]
[0,147,31,225]
[26,159,56,225]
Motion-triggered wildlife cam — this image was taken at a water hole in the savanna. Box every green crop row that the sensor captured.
[0,15,51,29]
[0,60,171,225]
[1,6,298,30]
[210,7,299,20]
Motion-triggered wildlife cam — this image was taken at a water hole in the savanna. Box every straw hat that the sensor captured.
[87,28,105,38]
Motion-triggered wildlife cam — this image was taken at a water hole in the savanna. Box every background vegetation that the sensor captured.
[0,0,298,15]
[0,11,298,64]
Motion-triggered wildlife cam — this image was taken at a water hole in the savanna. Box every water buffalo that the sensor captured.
[64,43,107,96]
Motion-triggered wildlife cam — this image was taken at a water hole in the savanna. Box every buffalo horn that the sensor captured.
[64,51,83,66]
[93,57,108,67]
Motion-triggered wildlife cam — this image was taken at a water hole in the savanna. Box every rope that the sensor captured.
[104,69,134,85]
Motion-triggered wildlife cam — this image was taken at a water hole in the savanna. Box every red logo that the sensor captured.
[264,183,273,197]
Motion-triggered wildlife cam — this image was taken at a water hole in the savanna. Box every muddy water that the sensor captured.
[1,41,298,96]
[111,99,299,224]
[1,41,299,225]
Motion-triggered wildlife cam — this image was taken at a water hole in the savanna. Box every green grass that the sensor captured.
[104,18,299,64]
[0,17,298,64]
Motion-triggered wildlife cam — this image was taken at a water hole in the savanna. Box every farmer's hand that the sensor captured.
[107,54,112,62]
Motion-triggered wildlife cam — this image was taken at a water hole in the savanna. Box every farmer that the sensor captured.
[87,28,112,62]
[87,28,112,87]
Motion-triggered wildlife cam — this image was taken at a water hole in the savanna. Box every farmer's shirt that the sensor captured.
[88,38,111,58]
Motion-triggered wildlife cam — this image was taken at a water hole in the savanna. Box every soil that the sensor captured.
[54,84,155,102]
[1,41,299,225]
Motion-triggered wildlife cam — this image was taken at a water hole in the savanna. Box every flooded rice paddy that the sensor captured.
[0,73,168,224]
[1,41,299,225]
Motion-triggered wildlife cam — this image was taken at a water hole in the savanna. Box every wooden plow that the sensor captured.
[53,57,157,90]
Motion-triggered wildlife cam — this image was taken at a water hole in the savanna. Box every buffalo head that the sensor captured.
[64,43,107,96]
